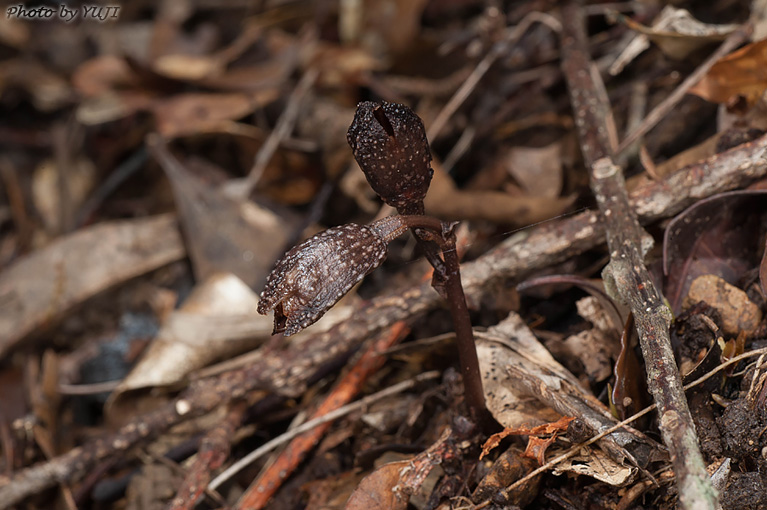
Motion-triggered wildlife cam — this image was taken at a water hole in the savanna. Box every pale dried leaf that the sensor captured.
[71,55,136,97]
[108,273,269,402]
[478,313,574,429]
[152,53,222,81]
[478,340,561,429]
[32,157,96,233]
[683,275,762,336]
[553,447,635,486]
[611,6,739,73]
[627,6,738,60]
[0,214,185,356]
[425,160,575,225]
[152,91,278,138]
[75,91,155,125]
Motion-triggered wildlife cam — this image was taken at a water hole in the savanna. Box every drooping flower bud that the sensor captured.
[347,101,433,214]
[257,216,408,336]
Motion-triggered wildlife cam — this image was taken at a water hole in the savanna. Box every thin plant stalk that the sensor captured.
[399,216,490,426]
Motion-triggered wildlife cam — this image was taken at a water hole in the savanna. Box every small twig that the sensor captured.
[57,381,121,396]
[75,149,148,227]
[168,401,248,510]
[209,369,441,492]
[616,23,752,154]
[426,11,562,141]
[228,69,319,198]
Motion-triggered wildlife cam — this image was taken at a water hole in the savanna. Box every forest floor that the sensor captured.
[1,1,767,509]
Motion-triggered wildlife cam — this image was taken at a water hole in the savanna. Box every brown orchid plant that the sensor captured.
[257,101,490,425]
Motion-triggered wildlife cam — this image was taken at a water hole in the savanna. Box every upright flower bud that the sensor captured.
[257,216,408,336]
[347,101,433,215]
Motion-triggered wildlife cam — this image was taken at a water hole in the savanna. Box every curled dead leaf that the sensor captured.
[344,460,409,510]
[690,39,767,107]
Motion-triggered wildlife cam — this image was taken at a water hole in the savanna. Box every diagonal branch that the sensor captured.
[560,2,717,509]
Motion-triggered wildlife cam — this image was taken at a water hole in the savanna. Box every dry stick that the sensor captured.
[208,370,441,492]
[426,11,562,141]
[235,68,319,197]
[168,401,248,510]
[484,346,767,508]
[560,2,715,509]
[234,322,410,510]
[2,136,767,509]
[616,23,752,155]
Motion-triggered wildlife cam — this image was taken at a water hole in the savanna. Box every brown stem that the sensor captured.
[397,215,491,427]
[398,201,449,293]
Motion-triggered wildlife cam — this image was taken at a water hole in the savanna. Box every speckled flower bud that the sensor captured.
[347,101,433,214]
[257,217,408,336]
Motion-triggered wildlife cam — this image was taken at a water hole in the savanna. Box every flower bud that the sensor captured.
[347,101,433,213]
[257,217,408,336]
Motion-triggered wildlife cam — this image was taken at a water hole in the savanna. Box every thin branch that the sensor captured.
[487,346,767,507]
[209,370,441,491]
[560,2,716,508]
[227,69,319,198]
[426,11,562,141]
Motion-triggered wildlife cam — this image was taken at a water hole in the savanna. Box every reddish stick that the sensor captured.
[235,321,410,510]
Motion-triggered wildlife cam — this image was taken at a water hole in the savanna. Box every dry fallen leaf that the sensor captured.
[522,435,558,466]
[478,340,561,432]
[32,157,96,234]
[339,0,430,56]
[344,460,409,510]
[148,135,290,289]
[689,39,767,107]
[612,6,739,68]
[425,159,576,225]
[0,214,184,356]
[472,448,540,508]
[481,416,575,460]
[106,272,270,417]
[683,275,762,337]
[560,297,618,383]
[553,447,635,486]
[151,53,223,81]
[71,55,138,97]
[152,90,279,138]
